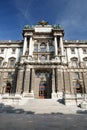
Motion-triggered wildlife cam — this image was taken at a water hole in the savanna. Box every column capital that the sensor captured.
[18,65,24,70]
[26,65,30,71]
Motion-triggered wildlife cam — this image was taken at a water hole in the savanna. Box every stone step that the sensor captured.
[19,99,65,109]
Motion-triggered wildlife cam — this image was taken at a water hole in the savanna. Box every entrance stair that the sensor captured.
[0,95,84,114]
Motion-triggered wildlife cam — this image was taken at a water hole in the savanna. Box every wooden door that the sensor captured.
[39,81,47,98]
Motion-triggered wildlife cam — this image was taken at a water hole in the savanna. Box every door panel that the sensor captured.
[39,81,47,98]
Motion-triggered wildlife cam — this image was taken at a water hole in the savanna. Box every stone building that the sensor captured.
[0,20,87,100]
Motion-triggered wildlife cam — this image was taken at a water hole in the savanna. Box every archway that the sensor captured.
[35,70,52,99]
[5,81,11,93]
[75,81,82,93]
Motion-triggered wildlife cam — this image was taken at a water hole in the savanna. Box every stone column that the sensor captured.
[52,69,55,93]
[54,36,58,56]
[56,68,58,92]
[69,72,74,94]
[29,36,32,56]
[82,72,87,93]
[16,66,24,94]
[23,65,30,93]
[23,37,27,55]
[63,70,71,94]
[57,69,64,91]
[31,68,35,93]
[0,72,3,93]
[56,68,64,99]
[52,68,57,98]
[60,36,64,55]
[78,48,83,67]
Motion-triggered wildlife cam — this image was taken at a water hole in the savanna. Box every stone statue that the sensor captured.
[53,24,62,29]
[24,25,34,29]
[38,20,48,26]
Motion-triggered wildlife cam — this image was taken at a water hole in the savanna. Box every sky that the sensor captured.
[0,0,87,40]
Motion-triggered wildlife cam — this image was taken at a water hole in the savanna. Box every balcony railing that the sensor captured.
[33,49,54,53]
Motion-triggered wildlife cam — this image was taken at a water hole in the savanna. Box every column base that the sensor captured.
[51,92,58,99]
[23,92,34,98]
[57,92,63,99]
[64,94,84,106]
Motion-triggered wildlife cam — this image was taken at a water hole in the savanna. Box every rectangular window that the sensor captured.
[9,59,15,67]
[83,48,87,54]
[34,44,38,52]
[49,46,55,52]
[12,48,16,54]
[75,72,79,79]
[71,48,75,54]
[8,72,13,77]
[0,48,4,54]
[34,55,38,60]
[0,59,2,66]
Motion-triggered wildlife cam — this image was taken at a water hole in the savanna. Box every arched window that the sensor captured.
[9,57,16,67]
[75,82,82,93]
[5,81,11,93]
[40,42,46,52]
[0,57,3,66]
[71,57,78,67]
[83,57,87,67]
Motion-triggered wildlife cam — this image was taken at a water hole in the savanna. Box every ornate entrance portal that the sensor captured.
[35,70,52,99]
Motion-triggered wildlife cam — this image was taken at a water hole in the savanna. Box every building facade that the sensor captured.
[0,21,87,100]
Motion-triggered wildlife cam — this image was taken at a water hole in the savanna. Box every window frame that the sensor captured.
[40,42,47,52]
[71,48,75,54]
[0,57,3,66]
[12,48,16,54]
[9,58,16,67]
[0,48,4,54]
[83,48,87,54]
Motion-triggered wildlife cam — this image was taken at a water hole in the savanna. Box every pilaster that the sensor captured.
[23,65,30,93]
[52,68,57,98]
[31,68,35,93]
[82,72,87,93]
[16,66,24,93]
[56,68,63,92]
[63,69,71,94]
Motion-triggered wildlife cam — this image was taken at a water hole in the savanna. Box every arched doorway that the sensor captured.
[75,80,82,94]
[35,70,52,99]
[5,81,11,93]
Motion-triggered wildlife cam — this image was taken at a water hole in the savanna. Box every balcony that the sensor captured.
[33,49,54,54]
